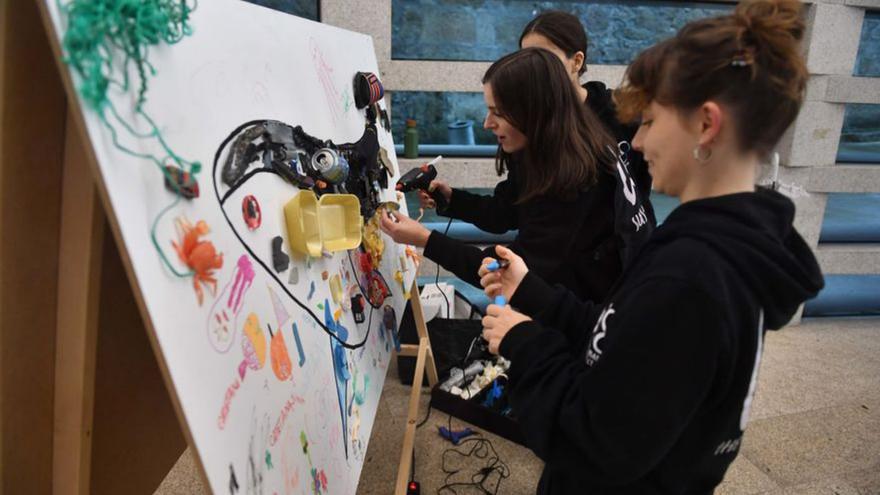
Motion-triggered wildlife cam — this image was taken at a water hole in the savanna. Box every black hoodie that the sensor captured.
[499,188,824,494]
[423,81,654,302]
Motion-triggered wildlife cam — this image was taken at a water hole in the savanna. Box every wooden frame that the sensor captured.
[394,284,440,495]
[0,2,438,493]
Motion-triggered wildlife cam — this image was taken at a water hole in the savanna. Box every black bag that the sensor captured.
[396,303,486,387]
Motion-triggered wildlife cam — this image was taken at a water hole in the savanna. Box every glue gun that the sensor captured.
[438,426,476,445]
[395,156,448,210]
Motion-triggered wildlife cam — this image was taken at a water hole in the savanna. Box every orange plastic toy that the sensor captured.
[172,216,224,305]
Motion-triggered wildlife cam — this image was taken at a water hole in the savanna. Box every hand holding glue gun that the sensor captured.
[479,246,531,355]
[395,156,452,210]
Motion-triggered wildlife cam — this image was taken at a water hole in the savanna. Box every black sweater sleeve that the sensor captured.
[498,278,721,485]
[440,178,519,234]
[422,230,497,288]
[507,271,602,349]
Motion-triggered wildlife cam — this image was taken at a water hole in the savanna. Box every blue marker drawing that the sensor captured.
[308,281,316,300]
[291,322,306,367]
[325,299,350,459]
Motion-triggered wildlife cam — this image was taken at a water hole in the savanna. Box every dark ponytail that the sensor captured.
[519,10,588,76]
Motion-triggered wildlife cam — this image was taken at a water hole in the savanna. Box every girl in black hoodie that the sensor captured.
[381,48,622,302]
[478,0,824,493]
[392,13,655,302]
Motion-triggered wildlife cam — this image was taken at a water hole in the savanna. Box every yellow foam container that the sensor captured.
[284,191,322,257]
[318,194,363,252]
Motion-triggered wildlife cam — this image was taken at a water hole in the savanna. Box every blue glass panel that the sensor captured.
[838,12,880,163]
[838,104,880,164]
[391,91,497,146]
[392,0,731,64]
[854,11,880,77]
[820,193,880,243]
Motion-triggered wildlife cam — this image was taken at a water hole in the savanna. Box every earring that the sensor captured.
[693,144,713,163]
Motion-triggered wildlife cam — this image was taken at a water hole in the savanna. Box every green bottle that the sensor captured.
[404,119,419,158]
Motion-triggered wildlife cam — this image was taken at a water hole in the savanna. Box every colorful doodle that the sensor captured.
[268,324,293,382]
[325,300,351,459]
[246,412,270,495]
[268,285,290,327]
[280,428,301,494]
[229,463,240,494]
[290,323,306,367]
[229,256,255,312]
[300,431,329,495]
[239,313,267,380]
[310,37,342,125]
[270,393,306,447]
[218,377,241,430]
[208,255,255,353]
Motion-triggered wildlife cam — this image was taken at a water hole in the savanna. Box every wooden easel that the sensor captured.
[395,285,440,495]
[0,1,439,493]
[2,2,188,494]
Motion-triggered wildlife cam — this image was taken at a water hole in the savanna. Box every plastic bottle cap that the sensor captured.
[494,295,507,306]
[406,119,417,127]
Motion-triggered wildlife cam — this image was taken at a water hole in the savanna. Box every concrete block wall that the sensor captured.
[322,0,880,280]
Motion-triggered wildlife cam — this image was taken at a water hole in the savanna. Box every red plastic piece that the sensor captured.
[242,195,261,230]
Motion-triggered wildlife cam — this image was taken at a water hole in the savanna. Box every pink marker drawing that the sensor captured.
[310,37,343,124]
[229,255,255,313]
[207,255,255,353]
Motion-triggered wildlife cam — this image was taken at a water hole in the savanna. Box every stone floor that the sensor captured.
[156,317,880,494]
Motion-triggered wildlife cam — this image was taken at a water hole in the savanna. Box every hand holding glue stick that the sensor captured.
[481,287,531,356]
[478,245,529,302]
[478,246,532,355]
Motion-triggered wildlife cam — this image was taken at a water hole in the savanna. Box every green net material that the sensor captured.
[58,0,201,277]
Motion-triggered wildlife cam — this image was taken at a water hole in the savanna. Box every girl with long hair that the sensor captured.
[382,47,622,303]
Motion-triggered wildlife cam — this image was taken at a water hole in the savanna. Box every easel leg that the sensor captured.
[395,282,439,495]
[410,283,439,387]
[1,0,67,491]
[53,111,105,494]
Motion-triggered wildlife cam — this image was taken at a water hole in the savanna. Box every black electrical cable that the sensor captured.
[409,211,453,486]
[433,216,454,318]
[438,435,510,495]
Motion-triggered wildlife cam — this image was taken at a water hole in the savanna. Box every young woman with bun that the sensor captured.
[477,1,824,492]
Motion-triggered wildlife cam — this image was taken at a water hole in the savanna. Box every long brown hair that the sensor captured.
[615,0,808,158]
[483,48,614,204]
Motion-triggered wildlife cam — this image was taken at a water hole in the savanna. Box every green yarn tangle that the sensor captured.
[58,0,201,278]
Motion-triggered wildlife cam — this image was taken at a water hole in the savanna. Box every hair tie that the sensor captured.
[730,50,754,68]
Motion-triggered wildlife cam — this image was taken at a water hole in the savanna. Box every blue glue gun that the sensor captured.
[438,426,476,445]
